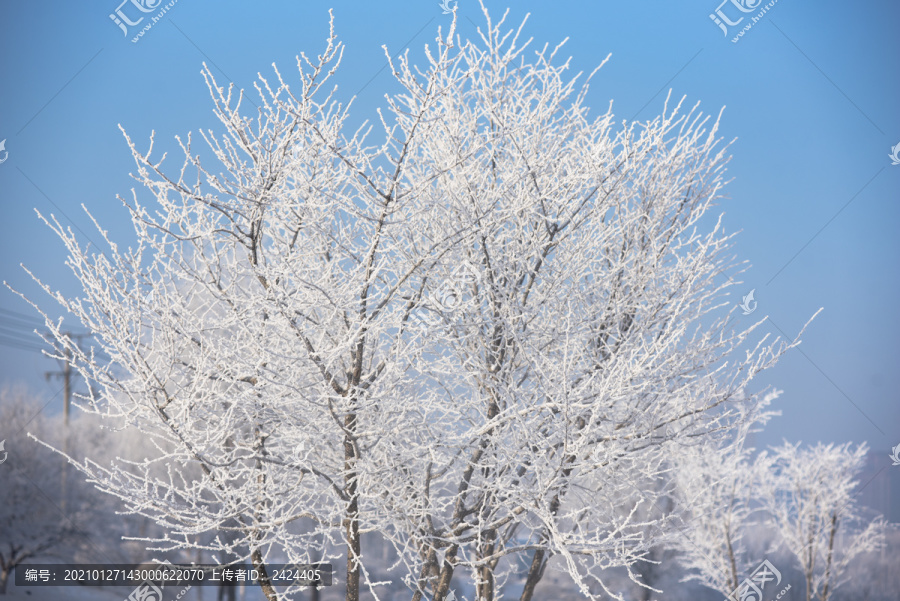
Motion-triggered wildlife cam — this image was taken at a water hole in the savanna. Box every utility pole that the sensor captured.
[45,332,92,512]
[45,332,92,426]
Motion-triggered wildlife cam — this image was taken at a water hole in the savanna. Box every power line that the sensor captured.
[0,307,45,325]
[0,323,42,339]
[0,316,90,337]
[0,316,44,334]
[0,309,91,338]
[0,317,94,352]
[0,336,45,353]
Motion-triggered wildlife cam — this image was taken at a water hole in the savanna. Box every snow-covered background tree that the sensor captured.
[669,418,778,598]
[12,5,826,601]
[0,387,110,594]
[762,442,888,601]
[669,433,890,601]
[0,387,78,594]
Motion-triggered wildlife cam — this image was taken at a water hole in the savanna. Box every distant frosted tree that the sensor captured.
[762,442,887,601]
[0,387,86,594]
[838,526,900,601]
[14,4,818,601]
[672,437,889,601]
[669,416,778,598]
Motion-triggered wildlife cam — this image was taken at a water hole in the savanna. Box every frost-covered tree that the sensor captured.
[669,416,778,598]
[368,6,815,600]
[17,11,470,601]
[762,442,887,601]
[0,387,88,594]
[13,4,818,601]
[669,436,889,601]
[837,526,900,601]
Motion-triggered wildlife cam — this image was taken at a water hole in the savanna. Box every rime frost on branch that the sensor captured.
[15,3,820,601]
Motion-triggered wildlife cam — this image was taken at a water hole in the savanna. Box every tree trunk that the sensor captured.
[476,550,495,601]
[219,575,238,601]
[519,548,547,601]
[725,524,739,593]
[431,544,459,601]
[806,517,816,601]
[251,548,279,601]
[196,548,204,601]
[519,458,577,601]
[409,546,438,601]
[821,513,838,601]
[344,409,361,601]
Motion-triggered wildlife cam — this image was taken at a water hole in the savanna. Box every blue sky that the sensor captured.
[0,0,897,455]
